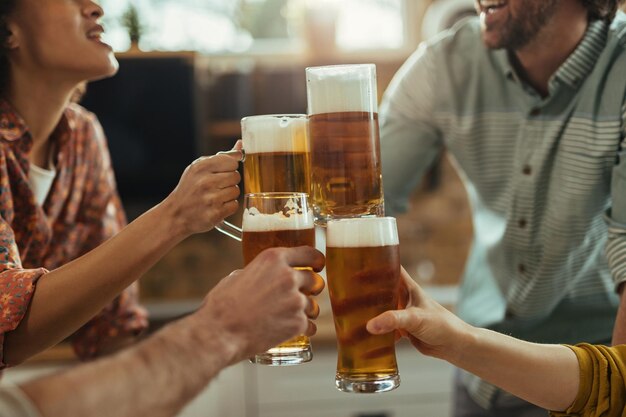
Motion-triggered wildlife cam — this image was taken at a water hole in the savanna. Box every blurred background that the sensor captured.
[9,1,483,416]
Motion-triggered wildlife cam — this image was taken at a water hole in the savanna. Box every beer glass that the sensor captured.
[215,114,311,239]
[242,114,310,194]
[306,64,384,224]
[326,217,400,393]
[243,192,316,365]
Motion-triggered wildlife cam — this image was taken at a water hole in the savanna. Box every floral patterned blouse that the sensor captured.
[0,100,147,368]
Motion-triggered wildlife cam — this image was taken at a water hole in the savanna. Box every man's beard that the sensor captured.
[487,0,560,50]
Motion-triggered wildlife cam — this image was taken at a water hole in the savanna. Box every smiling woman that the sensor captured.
[0,0,243,370]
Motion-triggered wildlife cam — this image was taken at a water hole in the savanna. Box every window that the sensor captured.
[101,0,408,54]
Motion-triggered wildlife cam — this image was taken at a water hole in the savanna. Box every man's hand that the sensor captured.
[197,246,325,364]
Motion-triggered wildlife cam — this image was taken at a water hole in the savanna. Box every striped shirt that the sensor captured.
[380,14,626,408]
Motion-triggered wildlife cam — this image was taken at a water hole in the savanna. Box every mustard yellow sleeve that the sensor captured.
[549,343,626,417]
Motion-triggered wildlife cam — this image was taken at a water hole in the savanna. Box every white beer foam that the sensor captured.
[243,207,314,232]
[326,217,398,247]
[306,64,378,115]
[242,115,309,154]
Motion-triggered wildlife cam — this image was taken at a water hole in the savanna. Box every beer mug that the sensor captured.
[306,64,384,224]
[326,217,401,393]
[222,192,316,365]
[215,114,311,239]
[242,114,310,194]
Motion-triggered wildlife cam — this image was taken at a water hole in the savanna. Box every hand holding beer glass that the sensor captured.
[242,192,317,365]
[306,64,384,223]
[326,217,401,393]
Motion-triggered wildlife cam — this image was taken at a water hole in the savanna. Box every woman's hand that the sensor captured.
[160,144,243,238]
[366,267,473,362]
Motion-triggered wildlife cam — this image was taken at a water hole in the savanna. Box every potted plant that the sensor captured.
[121,4,144,50]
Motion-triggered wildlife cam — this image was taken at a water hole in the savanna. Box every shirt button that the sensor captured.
[518,264,526,274]
[522,165,532,175]
[518,218,527,228]
[530,108,541,116]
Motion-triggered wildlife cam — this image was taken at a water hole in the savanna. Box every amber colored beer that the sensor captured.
[326,217,400,393]
[243,227,315,352]
[309,111,383,220]
[243,151,311,194]
[306,64,384,223]
[241,192,315,365]
[241,114,311,195]
[242,228,316,265]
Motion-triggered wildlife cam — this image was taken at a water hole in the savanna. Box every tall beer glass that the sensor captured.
[306,64,384,224]
[242,192,316,365]
[326,217,400,393]
[215,114,311,240]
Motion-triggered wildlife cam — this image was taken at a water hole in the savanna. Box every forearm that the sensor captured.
[4,202,185,365]
[22,314,236,417]
[449,327,579,412]
[611,284,626,345]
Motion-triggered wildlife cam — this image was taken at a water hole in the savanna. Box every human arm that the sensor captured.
[19,245,325,417]
[367,269,579,412]
[2,149,243,366]
[380,42,444,215]
[612,284,626,345]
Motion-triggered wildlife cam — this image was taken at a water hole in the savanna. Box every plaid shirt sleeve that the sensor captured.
[0,217,47,369]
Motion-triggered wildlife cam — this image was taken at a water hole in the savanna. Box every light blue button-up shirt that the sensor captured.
[380,14,626,407]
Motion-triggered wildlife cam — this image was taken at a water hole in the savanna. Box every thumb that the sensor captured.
[232,139,243,151]
[367,310,412,335]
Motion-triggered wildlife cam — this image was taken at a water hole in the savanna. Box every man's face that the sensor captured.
[474,0,561,50]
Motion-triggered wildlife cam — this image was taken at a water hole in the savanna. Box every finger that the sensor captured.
[190,156,238,174]
[394,329,403,342]
[304,297,320,319]
[300,271,325,296]
[296,268,325,296]
[219,200,239,218]
[204,171,240,188]
[231,140,243,151]
[284,247,325,271]
[216,148,244,162]
[400,267,426,306]
[366,310,413,335]
[214,184,241,203]
[200,153,241,171]
[303,320,317,337]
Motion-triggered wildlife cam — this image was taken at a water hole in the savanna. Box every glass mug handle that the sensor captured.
[214,147,245,242]
[215,221,242,241]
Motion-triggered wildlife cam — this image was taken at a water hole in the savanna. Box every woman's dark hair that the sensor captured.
[0,0,18,96]
[582,0,625,21]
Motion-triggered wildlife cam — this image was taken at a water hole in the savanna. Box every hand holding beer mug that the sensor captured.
[215,114,311,239]
[240,192,317,365]
[326,217,401,393]
[306,64,384,224]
